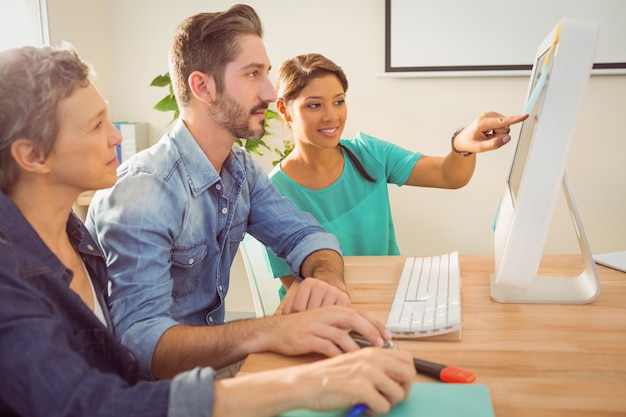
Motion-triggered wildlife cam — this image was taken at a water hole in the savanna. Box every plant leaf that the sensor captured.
[154,95,178,112]
[243,139,271,156]
[150,73,171,87]
[265,109,279,121]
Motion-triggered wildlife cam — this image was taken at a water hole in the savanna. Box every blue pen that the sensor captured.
[346,403,368,417]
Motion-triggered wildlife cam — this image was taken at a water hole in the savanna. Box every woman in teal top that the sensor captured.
[266,53,527,298]
[267,133,420,275]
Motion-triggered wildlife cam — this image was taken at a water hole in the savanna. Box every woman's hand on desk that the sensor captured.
[290,348,415,414]
[214,348,415,417]
[246,305,392,358]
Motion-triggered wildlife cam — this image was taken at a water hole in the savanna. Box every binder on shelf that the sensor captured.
[113,122,149,162]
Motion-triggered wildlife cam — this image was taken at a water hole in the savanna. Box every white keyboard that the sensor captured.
[386,251,462,338]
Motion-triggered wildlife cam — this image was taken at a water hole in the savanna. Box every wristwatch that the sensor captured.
[451,128,473,157]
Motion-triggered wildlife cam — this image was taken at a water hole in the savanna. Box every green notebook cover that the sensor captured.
[278,383,494,417]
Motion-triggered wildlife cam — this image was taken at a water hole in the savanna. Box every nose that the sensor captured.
[260,76,277,104]
[322,106,340,123]
[109,123,123,147]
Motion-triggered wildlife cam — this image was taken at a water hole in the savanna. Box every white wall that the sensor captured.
[47,0,626,312]
[47,0,111,109]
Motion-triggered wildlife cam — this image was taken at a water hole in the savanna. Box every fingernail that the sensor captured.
[377,337,385,347]
[502,135,511,144]
[383,329,392,339]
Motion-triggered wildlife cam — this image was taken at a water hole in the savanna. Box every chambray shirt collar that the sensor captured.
[170,119,246,196]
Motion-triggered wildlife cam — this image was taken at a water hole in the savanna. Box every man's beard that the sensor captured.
[209,92,267,140]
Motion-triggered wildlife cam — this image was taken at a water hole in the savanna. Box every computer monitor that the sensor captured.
[490,17,601,304]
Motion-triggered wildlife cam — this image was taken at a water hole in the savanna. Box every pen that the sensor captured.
[414,357,475,383]
[347,330,475,383]
[345,403,368,417]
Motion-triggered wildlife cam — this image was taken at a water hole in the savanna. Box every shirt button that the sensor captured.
[221,207,228,214]
[208,316,214,323]
[188,258,194,265]
[216,184,222,191]
[218,284,223,292]
[87,244,94,251]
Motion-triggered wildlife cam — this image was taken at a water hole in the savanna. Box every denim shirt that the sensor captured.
[0,193,216,417]
[86,119,341,377]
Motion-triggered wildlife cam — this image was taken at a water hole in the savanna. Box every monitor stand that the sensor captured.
[490,172,601,304]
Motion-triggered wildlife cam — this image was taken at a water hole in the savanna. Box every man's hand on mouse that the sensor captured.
[246,305,393,358]
[348,329,397,350]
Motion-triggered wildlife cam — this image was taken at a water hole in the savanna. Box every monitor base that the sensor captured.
[490,172,601,304]
[490,269,599,304]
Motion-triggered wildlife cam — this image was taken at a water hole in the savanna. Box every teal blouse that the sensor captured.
[265,132,422,297]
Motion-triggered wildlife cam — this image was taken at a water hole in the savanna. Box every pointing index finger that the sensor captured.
[504,113,529,126]
[480,113,528,132]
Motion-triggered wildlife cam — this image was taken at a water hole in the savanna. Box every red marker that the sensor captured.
[413,358,476,383]
[347,331,475,383]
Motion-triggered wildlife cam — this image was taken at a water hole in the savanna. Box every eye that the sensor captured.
[306,102,321,109]
[93,121,103,130]
[335,98,346,106]
[248,70,260,79]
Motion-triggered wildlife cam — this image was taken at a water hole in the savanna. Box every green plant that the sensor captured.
[150,72,289,160]
[272,140,294,167]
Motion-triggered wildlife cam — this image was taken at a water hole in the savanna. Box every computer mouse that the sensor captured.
[349,330,396,349]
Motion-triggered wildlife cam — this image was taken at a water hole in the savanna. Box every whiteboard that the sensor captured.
[385,0,626,77]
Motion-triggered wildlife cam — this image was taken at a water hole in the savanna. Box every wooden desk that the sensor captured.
[241,255,626,417]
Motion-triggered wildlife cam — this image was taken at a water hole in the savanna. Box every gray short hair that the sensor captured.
[0,46,92,193]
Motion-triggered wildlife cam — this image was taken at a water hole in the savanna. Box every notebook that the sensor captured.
[278,383,494,417]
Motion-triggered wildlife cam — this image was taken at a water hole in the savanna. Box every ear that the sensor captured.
[188,71,216,106]
[10,139,50,174]
[276,98,291,122]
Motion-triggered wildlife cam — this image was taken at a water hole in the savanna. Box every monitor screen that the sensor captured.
[508,46,554,203]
